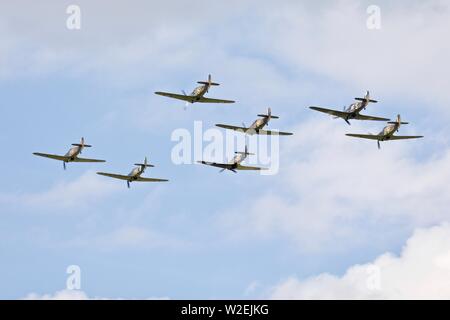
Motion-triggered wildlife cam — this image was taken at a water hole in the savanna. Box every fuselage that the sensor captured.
[249,116,270,130]
[64,146,82,161]
[190,84,209,98]
[379,123,400,140]
[344,100,367,118]
[128,166,144,179]
[230,153,246,166]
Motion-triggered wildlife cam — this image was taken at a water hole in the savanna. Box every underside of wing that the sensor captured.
[354,114,390,121]
[154,91,193,102]
[309,106,348,119]
[33,152,69,162]
[197,97,235,103]
[215,124,247,131]
[97,172,131,180]
[73,157,106,163]
[346,134,382,140]
[135,177,169,182]
[197,161,232,169]
[388,135,424,140]
[256,129,293,136]
[236,164,267,170]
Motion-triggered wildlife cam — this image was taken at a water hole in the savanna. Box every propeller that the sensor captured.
[377,140,381,149]
[127,181,130,188]
[219,168,226,173]
[181,90,189,110]
[63,162,66,170]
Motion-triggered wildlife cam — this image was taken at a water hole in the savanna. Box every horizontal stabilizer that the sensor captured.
[72,144,92,147]
[388,121,409,124]
[257,114,279,119]
[355,98,378,103]
[198,81,220,86]
[235,151,255,155]
[134,163,154,167]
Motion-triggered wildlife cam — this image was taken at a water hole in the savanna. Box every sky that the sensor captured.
[1,0,450,299]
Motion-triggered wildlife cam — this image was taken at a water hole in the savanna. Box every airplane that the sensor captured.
[346,114,424,149]
[97,157,168,188]
[154,74,235,105]
[197,145,267,173]
[215,107,293,135]
[33,137,105,170]
[309,91,390,125]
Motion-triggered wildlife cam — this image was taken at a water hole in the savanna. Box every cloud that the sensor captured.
[24,290,89,300]
[66,225,188,251]
[270,223,450,299]
[23,289,169,300]
[3,0,450,112]
[257,0,450,111]
[0,171,120,212]
[217,119,450,251]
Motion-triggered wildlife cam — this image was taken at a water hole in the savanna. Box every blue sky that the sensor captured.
[1,0,450,299]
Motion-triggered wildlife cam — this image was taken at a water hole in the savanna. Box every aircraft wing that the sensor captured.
[388,135,424,140]
[236,164,267,170]
[73,157,106,163]
[97,172,130,180]
[197,97,235,104]
[135,177,169,182]
[309,106,349,119]
[346,134,383,140]
[154,91,194,102]
[216,124,247,131]
[197,161,232,169]
[33,152,69,161]
[216,124,293,135]
[354,114,390,121]
[256,129,293,136]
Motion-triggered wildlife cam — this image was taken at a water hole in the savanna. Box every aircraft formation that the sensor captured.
[309,91,423,149]
[33,76,423,187]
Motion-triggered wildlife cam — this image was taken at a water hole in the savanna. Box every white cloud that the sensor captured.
[2,0,450,112]
[23,289,169,300]
[270,223,450,299]
[257,0,450,111]
[24,289,88,300]
[217,119,450,251]
[69,225,188,251]
[0,171,120,212]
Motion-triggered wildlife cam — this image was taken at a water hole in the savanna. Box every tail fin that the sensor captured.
[257,107,279,119]
[72,137,92,148]
[198,74,220,86]
[135,157,154,168]
[355,90,378,103]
